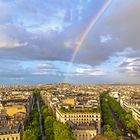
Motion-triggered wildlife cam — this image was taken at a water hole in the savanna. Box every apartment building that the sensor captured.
[132,108,140,125]
[0,91,33,140]
[69,122,97,140]
[56,105,101,140]
[0,125,20,140]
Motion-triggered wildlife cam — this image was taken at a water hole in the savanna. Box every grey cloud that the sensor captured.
[0,0,107,64]
[0,60,29,78]
[1,0,140,84]
[118,57,140,76]
[101,1,140,52]
[73,0,140,66]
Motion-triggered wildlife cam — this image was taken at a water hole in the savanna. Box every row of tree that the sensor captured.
[100,92,122,137]
[40,95,74,140]
[22,93,40,140]
[107,96,140,136]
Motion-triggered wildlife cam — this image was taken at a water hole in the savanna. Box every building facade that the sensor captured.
[56,107,101,140]
[132,108,140,125]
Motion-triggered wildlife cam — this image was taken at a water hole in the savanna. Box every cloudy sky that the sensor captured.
[0,0,140,85]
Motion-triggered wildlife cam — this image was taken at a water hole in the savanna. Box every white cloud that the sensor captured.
[119,57,140,76]
[32,71,58,76]
[100,34,112,43]
[74,64,106,76]
[64,41,72,48]
[36,63,53,69]
[0,38,27,48]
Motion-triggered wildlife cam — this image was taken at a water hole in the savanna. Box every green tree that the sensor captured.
[22,94,40,140]
[107,95,140,136]
[44,116,55,139]
[53,121,74,140]
[104,125,116,137]
[137,127,140,136]
[22,129,39,140]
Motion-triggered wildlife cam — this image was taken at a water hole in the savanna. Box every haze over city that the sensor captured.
[0,0,140,85]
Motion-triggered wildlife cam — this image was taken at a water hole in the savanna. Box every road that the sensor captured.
[36,96,46,140]
[109,104,133,140]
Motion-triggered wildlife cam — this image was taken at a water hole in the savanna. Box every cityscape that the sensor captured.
[0,0,140,140]
[0,84,139,140]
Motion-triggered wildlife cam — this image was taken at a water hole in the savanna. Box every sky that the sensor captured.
[0,0,140,85]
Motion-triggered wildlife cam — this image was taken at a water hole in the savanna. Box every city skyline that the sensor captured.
[0,0,140,85]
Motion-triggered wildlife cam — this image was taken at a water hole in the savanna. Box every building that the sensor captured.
[0,124,21,140]
[56,106,100,140]
[0,91,33,140]
[5,105,26,117]
[132,108,140,125]
[120,97,140,112]
[62,97,75,105]
[68,121,97,140]
[40,83,102,139]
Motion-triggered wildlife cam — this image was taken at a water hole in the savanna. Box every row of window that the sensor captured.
[0,131,18,135]
[65,118,98,121]
[0,137,18,140]
[75,133,95,137]
[64,115,99,118]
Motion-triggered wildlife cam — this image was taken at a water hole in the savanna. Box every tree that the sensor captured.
[137,127,140,136]
[44,116,55,139]
[53,121,74,140]
[22,129,38,140]
[104,125,116,137]
[107,95,140,136]
[22,94,40,140]
[42,107,52,117]
[114,129,122,137]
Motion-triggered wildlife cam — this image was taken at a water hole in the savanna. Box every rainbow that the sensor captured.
[70,0,113,62]
[65,0,113,81]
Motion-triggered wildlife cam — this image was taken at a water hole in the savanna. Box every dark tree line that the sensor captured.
[107,95,140,137]
[100,92,122,137]
[22,93,40,140]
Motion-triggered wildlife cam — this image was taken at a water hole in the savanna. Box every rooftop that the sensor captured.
[58,105,100,114]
